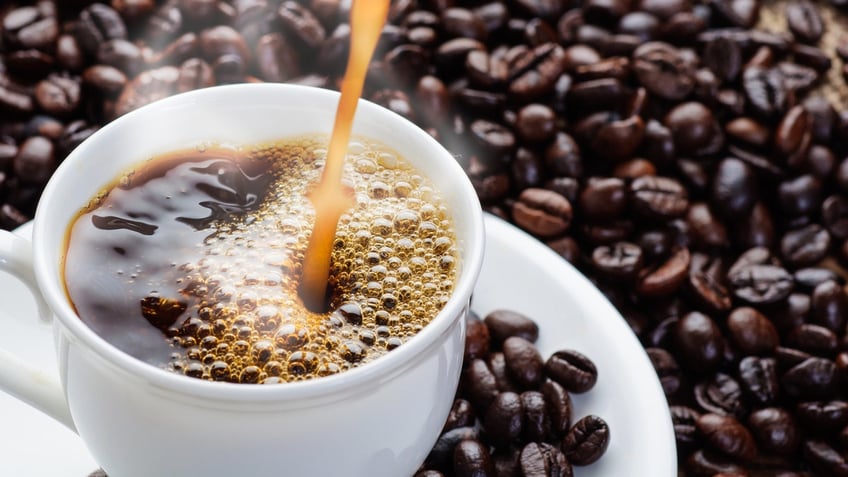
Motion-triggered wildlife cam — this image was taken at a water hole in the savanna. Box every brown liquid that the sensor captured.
[300,0,391,311]
[64,137,459,383]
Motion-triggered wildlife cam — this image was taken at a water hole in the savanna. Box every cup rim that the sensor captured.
[32,83,485,403]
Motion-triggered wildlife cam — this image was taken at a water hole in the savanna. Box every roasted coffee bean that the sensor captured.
[444,399,476,433]
[521,391,551,443]
[512,188,572,238]
[646,347,681,396]
[75,4,127,57]
[630,176,688,220]
[253,33,299,83]
[454,439,495,477]
[199,25,249,63]
[544,132,582,178]
[671,405,701,448]
[726,307,778,356]
[34,74,80,117]
[176,58,215,93]
[638,246,690,296]
[97,39,144,78]
[465,311,490,362]
[782,357,838,400]
[544,349,597,394]
[702,36,741,83]
[738,356,779,406]
[115,66,180,117]
[508,43,566,101]
[55,34,84,73]
[469,119,515,159]
[695,373,746,418]
[686,202,728,250]
[712,158,757,218]
[794,268,841,291]
[540,380,572,437]
[811,280,848,332]
[748,407,800,455]
[664,102,717,155]
[591,242,643,279]
[696,413,756,461]
[787,323,838,356]
[488,352,518,393]
[728,262,793,305]
[780,224,831,268]
[786,0,823,44]
[511,148,544,191]
[503,336,545,390]
[674,311,724,373]
[735,202,775,249]
[484,392,523,447]
[519,442,572,477]
[562,415,609,466]
[3,6,58,52]
[82,65,127,96]
[276,1,325,50]
[484,310,539,347]
[822,195,848,240]
[743,66,787,118]
[426,427,480,472]
[803,440,848,477]
[796,401,848,433]
[688,257,732,313]
[633,42,695,100]
[725,117,770,148]
[515,104,556,144]
[462,358,499,412]
[13,135,54,184]
[686,448,748,476]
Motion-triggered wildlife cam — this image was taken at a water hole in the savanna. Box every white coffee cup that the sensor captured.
[0,84,485,477]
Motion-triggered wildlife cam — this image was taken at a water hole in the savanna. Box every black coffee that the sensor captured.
[63,136,459,383]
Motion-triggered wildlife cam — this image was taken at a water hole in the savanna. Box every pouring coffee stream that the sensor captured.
[299,0,391,312]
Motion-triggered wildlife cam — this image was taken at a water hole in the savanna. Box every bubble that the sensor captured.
[252,340,274,364]
[287,351,319,376]
[376,151,398,169]
[354,158,378,174]
[341,340,367,363]
[185,361,204,378]
[386,337,402,350]
[210,361,230,381]
[371,218,393,236]
[240,366,262,384]
[393,181,412,197]
[264,360,283,376]
[393,210,420,234]
[364,281,382,297]
[200,335,218,349]
[369,181,390,199]
[274,324,309,351]
[368,265,388,281]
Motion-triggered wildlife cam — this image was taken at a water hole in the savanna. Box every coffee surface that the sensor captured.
[64,137,458,383]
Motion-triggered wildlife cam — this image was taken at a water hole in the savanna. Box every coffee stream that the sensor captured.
[299,0,392,312]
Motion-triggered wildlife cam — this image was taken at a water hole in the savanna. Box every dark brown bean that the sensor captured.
[544,349,597,394]
[503,336,545,390]
[562,415,610,466]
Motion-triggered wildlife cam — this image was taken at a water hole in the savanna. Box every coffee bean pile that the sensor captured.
[415,309,610,476]
[3,0,848,475]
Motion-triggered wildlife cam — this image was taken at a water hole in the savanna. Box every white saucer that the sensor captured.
[0,215,675,476]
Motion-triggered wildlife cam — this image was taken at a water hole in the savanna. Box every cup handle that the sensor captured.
[0,229,76,431]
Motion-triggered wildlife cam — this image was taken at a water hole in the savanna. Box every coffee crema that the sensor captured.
[63,136,459,384]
